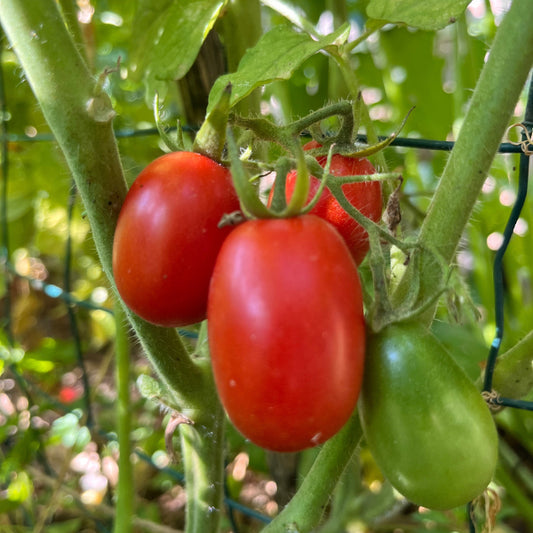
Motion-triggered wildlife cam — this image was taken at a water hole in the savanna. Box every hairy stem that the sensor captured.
[179,403,226,533]
[113,302,134,533]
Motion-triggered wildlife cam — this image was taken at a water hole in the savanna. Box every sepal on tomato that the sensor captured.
[193,83,232,163]
[153,92,188,153]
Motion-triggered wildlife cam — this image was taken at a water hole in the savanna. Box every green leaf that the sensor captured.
[50,412,91,450]
[0,341,25,365]
[207,23,351,113]
[6,471,33,503]
[0,471,33,513]
[20,357,55,373]
[136,374,179,411]
[367,0,470,31]
[131,0,226,82]
[260,0,319,37]
[136,374,164,401]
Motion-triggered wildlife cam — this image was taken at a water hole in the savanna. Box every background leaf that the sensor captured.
[367,0,471,31]
[130,0,226,82]
[206,23,351,113]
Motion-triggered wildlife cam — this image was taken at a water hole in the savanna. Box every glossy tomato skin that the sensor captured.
[207,215,366,452]
[359,322,498,510]
[113,151,239,327]
[270,141,382,265]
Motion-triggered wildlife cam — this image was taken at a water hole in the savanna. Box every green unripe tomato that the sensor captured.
[359,321,498,510]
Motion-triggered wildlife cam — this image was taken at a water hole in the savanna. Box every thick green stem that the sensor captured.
[57,0,89,66]
[0,0,210,413]
[262,413,363,533]
[392,1,533,319]
[179,402,226,533]
[113,302,134,533]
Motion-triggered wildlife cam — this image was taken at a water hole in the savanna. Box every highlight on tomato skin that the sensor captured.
[112,151,240,328]
[207,214,366,452]
[268,140,382,265]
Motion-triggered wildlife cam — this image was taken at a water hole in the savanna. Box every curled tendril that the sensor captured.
[481,390,504,413]
[506,122,533,155]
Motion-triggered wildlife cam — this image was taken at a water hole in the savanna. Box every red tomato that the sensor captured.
[207,215,366,451]
[113,151,239,327]
[269,141,382,265]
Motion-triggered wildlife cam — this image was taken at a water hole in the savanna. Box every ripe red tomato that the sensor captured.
[207,215,366,451]
[269,141,382,265]
[112,151,239,327]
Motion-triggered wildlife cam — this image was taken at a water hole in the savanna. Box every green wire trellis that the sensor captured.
[483,75,533,412]
[0,50,532,530]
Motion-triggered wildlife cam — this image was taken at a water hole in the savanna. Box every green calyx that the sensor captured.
[192,83,233,163]
[226,99,403,221]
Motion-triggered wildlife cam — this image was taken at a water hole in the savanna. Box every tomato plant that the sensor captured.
[359,321,498,510]
[113,151,239,327]
[207,214,366,452]
[270,141,382,265]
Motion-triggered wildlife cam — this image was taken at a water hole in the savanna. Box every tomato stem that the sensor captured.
[269,158,292,213]
[300,148,333,215]
[226,127,272,219]
[329,48,389,174]
[179,412,226,533]
[327,183,408,252]
[286,101,353,136]
[153,92,186,152]
[262,413,363,533]
[113,301,134,533]
[283,138,310,216]
[231,101,354,147]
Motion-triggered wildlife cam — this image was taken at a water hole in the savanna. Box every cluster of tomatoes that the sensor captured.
[112,145,381,452]
[113,144,498,510]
